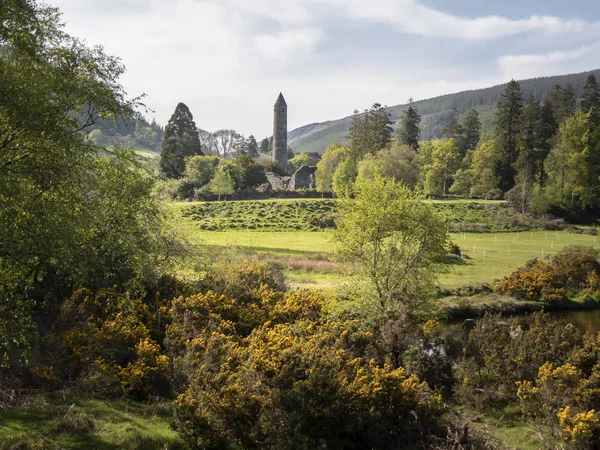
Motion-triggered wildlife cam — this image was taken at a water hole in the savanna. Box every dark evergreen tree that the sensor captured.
[495,80,523,192]
[441,108,463,140]
[517,96,541,182]
[461,109,481,155]
[537,101,557,186]
[548,84,576,125]
[582,74,600,128]
[397,102,421,151]
[245,135,260,159]
[160,103,203,178]
[348,103,393,160]
[260,137,269,154]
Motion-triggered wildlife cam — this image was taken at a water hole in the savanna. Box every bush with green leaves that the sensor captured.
[495,246,600,302]
[169,288,443,450]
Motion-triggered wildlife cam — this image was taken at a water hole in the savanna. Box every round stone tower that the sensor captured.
[272,93,288,168]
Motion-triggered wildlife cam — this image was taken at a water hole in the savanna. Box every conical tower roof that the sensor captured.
[275,92,287,106]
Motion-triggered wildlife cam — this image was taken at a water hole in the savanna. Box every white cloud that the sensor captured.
[48,0,600,139]
[323,0,590,40]
[255,29,322,61]
[498,42,600,80]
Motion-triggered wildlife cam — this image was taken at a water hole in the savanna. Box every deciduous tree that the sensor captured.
[315,142,349,193]
[333,174,448,318]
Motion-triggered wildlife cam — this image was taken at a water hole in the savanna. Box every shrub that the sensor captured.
[495,246,600,302]
[174,319,442,450]
[167,280,444,449]
[455,312,582,408]
[261,160,288,176]
[307,214,337,229]
[517,362,600,447]
[59,288,171,398]
[448,241,461,256]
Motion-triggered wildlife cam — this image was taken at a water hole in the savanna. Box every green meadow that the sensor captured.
[174,199,599,290]
[0,398,186,450]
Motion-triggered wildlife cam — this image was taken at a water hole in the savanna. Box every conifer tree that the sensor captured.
[160,103,203,178]
[245,135,260,159]
[397,102,421,151]
[517,96,541,182]
[348,103,393,160]
[441,109,463,140]
[548,84,576,125]
[260,137,269,154]
[495,80,523,192]
[461,109,481,155]
[537,101,557,186]
[582,74,600,128]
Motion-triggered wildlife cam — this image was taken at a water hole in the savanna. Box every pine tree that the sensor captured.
[397,102,421,151]
[495,80,523,192]
[461,109,481,155]
[245,135,260,159]
[582,74,600,128]
[441,109,463,140]
[160,103,203,178]
[548,84,576,125]
[536,101,557,186]
[348,103,393,160]
[260,137,269,154]
[517,96,541,182]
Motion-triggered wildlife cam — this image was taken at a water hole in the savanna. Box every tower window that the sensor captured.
[281,107,285,112]
[280,126,283,131]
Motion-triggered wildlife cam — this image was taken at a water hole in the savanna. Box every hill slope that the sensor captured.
[288,69,600,155]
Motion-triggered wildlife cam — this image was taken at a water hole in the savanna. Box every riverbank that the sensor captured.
[441,292,600,321]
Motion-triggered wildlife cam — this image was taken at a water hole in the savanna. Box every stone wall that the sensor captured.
[289,166,316,190]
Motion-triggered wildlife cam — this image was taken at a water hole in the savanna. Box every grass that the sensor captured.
[470,406,544,450]
[181,226,599,290]
[174,198,555,233]
[0,397,187,450]
[171,198,600,295]
[179,198,337,231]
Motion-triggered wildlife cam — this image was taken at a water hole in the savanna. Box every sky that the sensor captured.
[49,0,600,138]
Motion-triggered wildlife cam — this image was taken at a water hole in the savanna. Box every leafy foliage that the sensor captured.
[168,276,443,449]
[333,173,448,317]
[496,246,600,302]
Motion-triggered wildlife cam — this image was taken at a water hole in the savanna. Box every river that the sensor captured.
[551,309,600,333]
[446,309,600,334]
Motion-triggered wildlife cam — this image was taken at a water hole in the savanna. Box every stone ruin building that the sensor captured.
[267,93,317,191]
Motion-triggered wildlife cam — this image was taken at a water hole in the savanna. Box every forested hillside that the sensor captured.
[83,115,164,160]
[289,69,600,155]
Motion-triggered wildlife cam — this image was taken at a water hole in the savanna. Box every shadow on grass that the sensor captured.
[0,398,188,450]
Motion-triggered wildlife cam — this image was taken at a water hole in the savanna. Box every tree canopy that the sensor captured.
[160,103,203,178]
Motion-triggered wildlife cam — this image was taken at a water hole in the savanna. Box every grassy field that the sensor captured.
[0,397,186,450]
[182,226,598,289]
[172,197,600,291]
[173,197,553,233]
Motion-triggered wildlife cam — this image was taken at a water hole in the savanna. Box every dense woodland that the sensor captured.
[288,69,600,154]
[313,76,600,222]
[4,1,600,449]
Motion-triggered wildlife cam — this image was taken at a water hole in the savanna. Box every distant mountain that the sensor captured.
[288,69,600,155]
